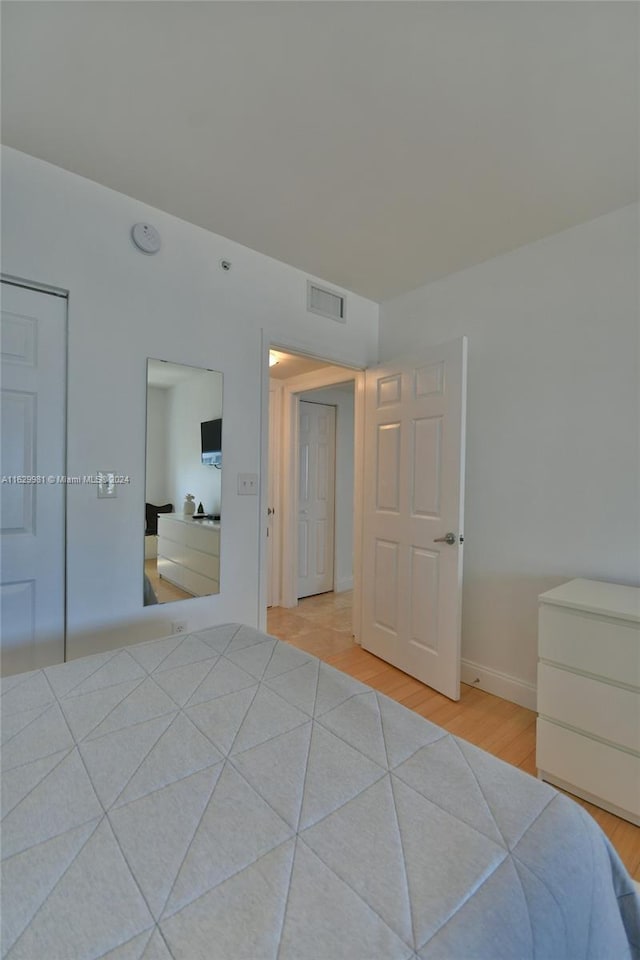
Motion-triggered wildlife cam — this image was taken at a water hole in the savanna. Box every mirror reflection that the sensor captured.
[144,359,222,605]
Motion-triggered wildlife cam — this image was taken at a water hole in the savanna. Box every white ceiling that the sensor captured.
[268,349,332,380]
[147,358,219,388]
[2,2,637,302]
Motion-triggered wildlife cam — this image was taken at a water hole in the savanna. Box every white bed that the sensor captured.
[2,624,638,959]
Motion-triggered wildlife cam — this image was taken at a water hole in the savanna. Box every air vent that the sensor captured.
[307,281,346,323]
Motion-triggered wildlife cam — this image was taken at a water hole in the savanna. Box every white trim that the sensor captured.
[1,272,68,299]
[352,369,365,643]
[461,658,537,711]
[280,364,359,392]
[258,332,271,631]
[280,390,299,608]
[267,381,283,607]
[335,576,354,593]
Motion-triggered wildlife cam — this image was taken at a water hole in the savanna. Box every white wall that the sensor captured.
[166,372,223,516]
[379,204,640,702]
[299,383,355,592]
[2,147,379,659]
[145,386,170,505]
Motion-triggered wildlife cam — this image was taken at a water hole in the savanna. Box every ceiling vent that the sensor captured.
[307,281,346,323]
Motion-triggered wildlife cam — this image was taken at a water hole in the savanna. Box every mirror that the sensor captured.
[143,359,223,605]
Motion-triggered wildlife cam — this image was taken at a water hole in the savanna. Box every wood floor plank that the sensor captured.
[518,749,537,777]
[268,591,640,879]
[495,723,537,767]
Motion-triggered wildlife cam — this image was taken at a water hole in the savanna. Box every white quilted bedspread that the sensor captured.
[1,624,638,959]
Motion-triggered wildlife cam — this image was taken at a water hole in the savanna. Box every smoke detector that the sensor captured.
[131,223,161,255]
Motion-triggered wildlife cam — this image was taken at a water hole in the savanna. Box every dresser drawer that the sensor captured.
[158,539,219,580]
[157,557,218,597]
[182,566,218,598]
[158,536,180,564]
[157,557,190,593]
[157,516,186,544]
[537,718,640,821]
[539,604,640,689]
[537,662,640,753]
[186,523,219,556]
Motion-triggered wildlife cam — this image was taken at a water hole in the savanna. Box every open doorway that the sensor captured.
[264,346,363,647]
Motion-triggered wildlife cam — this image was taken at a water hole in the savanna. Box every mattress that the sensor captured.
[2,623,638,960]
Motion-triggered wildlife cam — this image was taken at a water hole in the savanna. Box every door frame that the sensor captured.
[259,336,365,640]
[266,380,283,608]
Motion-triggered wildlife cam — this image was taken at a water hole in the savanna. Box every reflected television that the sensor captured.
[201,418,222,467]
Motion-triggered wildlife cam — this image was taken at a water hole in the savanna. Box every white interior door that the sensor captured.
[1,282,67,676]
[361,337,467,700]
[267,381,280,607]
[297,401,336,599]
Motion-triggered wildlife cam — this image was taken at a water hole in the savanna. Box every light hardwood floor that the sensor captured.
[268,590,640,881]
[144,559,192,604]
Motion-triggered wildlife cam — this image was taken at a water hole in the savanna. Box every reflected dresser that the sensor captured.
[157,514,220,596]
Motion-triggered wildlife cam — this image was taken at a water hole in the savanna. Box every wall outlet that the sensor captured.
[171,620,187,634]
[237,473,258,495]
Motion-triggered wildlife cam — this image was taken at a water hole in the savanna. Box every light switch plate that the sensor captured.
[97,471,117,498]
[237,473,258,495]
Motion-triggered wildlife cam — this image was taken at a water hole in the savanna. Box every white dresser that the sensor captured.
[536,578,640,825]
[157,514,220,597]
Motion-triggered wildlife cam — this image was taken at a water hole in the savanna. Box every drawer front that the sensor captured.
[157,557,191,594]
[537,718,640,818]
[182,567,218,597]
[158,540,219,580]
[537,662,640,753]
[186,523,220,556]
[157,517,186,544]
[157,536,182,565]
[182,545,219,580]
[539,604,640,689]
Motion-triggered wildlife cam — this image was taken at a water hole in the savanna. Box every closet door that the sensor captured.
[1,281,67,675]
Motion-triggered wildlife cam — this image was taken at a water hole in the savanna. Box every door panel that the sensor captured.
[373,540,398,632]
[361,337,467,700]
[297,401,336,599]
[298,520,309,579]
[410,548,439,652]
[412,417,442,517]
[1,391,37,533]
[376,422,401,512]
[1,282,66,675]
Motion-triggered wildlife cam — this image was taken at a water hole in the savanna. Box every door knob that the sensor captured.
[433,532,456,545]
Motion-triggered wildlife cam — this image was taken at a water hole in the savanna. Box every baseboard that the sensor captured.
[335,577,353,593]
[461,658,537,711]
